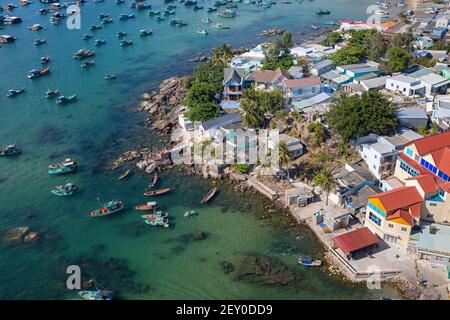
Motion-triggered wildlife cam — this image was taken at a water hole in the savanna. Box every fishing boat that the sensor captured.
[184,0,197,6]
[193,5,204,10]
[40,55,50,64]
[141,210,168,219]
[0,144,21,157]
[48,158,77,174]
[116,31,127,38]
[298,255,322,267]
[144,216,169,227]
[29,24,45,31]
[201,187,218,204]
[211,23,230,29]
[197,29,208,35]
[213,0,227,6]
[56,95,77,105]
[149,173,158,188]
[207,6,217,12]
[98,13,109,19]
[135,201,159,211]
[315,9,330,15]
[116,169,131,180]
[166,4,177,9]
[94,39,106,46]
[202,18,212,23]
[104,73,117,80]
[226,3,238,8]
[148,10,161,16]
[73,49,95,59]
[218,9,236,18]
[120,39,134,46]
[82,34,93,40]
[90,200,124,218]
[184,209,197,218]
[116,0,125,4]
[38,8,50,15]
[119,13,135,20]
[89,24,103,31]
[163,9,175,15]
[134,2,152,9]
[44,89,59,98]
[169,19,187,26]
[80,60,95,68]
[51,182,78,196]
[102,18,113,24]
[6,87,25,97]
[27,67,50,79]
[143,188,171,196]
[139,29,153,36]
[33,38,46,46]
[156,16,166,22]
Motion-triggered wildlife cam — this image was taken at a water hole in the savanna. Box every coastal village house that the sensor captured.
[221,68,252,109]
[385,75,426,97]
[363,131,450,251]
[282,76,323,103]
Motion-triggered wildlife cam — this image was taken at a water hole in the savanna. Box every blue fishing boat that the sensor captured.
[98,13,109,19]
[27,67,50,79]
[33,38,46,46]
[148,10,161,16]
[7,87,25,97]
[120,39,134,46]
[315,9,330,15]
[0,144,21,157]
[116,31,127,37]
[119,13,135,20]
[82,34,93,40]
[102,18,113,24]
[298,255,322,267]
[93,39,106,46]
[207,6,217,12]
[48,158,77,174]
[56,94,77,105]
[44,89,59,98]
[139,29,153,36]
[51,182,78,196]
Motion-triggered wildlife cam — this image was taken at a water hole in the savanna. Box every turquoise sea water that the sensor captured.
[0,0,399,299]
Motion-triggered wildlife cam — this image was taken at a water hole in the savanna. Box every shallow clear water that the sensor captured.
[0,0,399,299]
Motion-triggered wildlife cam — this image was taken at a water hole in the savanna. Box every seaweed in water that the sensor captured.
[37,126,64,144]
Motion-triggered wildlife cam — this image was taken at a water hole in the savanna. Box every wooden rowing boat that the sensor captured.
[135,201,159,211]
[143,188,171,196]
[201,187,217,204]
[150,173,158,188]
[118,169,131,180]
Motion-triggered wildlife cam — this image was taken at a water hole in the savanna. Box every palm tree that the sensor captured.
[210,43,234,66]
[239,97,263,128]
[278,140,293,180]
[313,169,337,206]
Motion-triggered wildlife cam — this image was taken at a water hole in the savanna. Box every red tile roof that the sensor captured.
[369,186,423,213]
[410,131,450,156]
[282,76,321,88]
[406,174,441,193]
[430,147,450,176]
[333,227,379,254]
[439,182,450,192]
[386,209,414,226]
[398,153,428,175]
[409,202,421,220]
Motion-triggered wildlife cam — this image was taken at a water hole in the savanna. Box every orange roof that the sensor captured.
[387,209,414,226]
[439,182,450,192]
[369,186,423,213]
[430,147,450,176]
[407,174,441,193]
[410,131,450,156]
[380,21,398,29]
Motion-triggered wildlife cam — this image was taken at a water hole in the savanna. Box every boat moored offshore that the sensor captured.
[0,144,21,157]
[90,200,124,217]
[48,158,77,174]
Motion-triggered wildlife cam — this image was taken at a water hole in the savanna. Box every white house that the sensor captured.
[385,75,426,96]
[310,59,334,76]
[355,129,423,179]
[396,107,429,130]
[416,72,450,96]
[282,76,323,102]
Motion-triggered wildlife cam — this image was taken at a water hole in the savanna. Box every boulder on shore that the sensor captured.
[2,226,33,245]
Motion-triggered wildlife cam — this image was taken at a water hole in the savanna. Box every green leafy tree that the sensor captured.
[239,97,264,128]
[185,102,220,122]
[363,32,389,61]
[326,91,398,142]
[210,43,234,66]
[348,29,376,46]
[278,140,293,178]
[387,47,412,72]
[308,122,326,146]
[262,40,294,70]
[331,44,365,65]
[392,28,415,51]
[282,32,293,50]
[313,169,337,205]
[322,31,343,47]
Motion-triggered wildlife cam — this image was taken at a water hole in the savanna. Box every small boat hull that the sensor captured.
[143,188,171,196]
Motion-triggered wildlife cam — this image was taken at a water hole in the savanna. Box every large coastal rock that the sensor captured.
[259,28,285,36]
[235,254,301,285]
[2,226,40,245]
